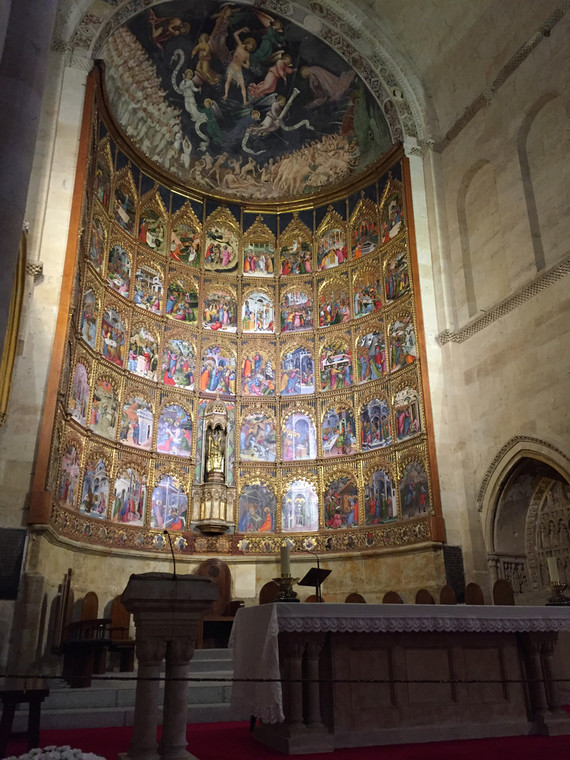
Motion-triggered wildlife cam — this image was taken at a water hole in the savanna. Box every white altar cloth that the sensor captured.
[229,602,570,724]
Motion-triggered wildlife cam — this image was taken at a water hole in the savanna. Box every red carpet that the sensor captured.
[4,722,570,760]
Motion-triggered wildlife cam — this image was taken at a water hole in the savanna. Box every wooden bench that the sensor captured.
[0,678,49,756]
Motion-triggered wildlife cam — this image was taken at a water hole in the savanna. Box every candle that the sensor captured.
[280,543,290,576]
[547,557,560,584]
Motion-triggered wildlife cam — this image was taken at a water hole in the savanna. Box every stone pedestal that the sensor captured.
[121,573,219,760]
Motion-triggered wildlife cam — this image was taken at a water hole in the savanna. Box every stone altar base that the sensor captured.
[231,604,570,755]
[120,572,219,760]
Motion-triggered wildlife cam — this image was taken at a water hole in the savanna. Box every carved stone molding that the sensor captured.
[477,435,570,512]
[440,254,570,345]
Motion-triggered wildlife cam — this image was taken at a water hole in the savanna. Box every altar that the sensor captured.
[230,603,570,754]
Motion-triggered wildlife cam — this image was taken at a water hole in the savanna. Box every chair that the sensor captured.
[415,589,435,604]
[196,559,244,648]
[382,591,403,604]
[345,593,366,603]
[62,591,112,687]
[109,595,135,671]
[465,582,485,605]
[304,594,326,602]
[439,585,457,605]
[259,581,280,604]
[492,579,515,605]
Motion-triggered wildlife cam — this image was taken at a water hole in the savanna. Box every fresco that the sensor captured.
[94,157,110,210]
[279,237,313,275]
[165,276,199,322]
[89,380,118,440]
[242,350,275,395]
[390,316,416,372]
[238,483,275,532]
[114,182,136,235]
[364,469,397,525]
[351,211,378,259]
[400,461,430,519]
[385,249,409,303]
[156,404,192,457]
[134,262,164,313]
[243,238,275,276]
[112,467,147,525]
[320,341,352,391]
[281,412,316,461]
[80,457,110,518]
[138,207,167,254]
[170,221,201,266]
[199,344,236,394]
[357,329,387,382]
[394,387,421,441]
[203,288,237,332]
[69,363,89,425]
[88,217,106,272]
[318,278,350,326]
[360,398,392,450]
[324,476,358,529]
[102,1,392,201]
[101,308,126,367]
[282,479,319,532]
[353,266,382,318]
[162,337,196,389]
[204,225,239,272]
[280,289,313,332]
[240,412,276,462]
[58,444,80,508]
[280,346,314,396]
[317,228,348,271]
[322,407,356,457]
[120,396,153,450]
[381,189,404,242]
[107,244,131,297]
[242,291,274,332]
[128,326,159,381]
[151,475,188,530]
[80,289,98,348]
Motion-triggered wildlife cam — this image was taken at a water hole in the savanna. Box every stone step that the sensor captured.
[13,649,247,732]
[14,701,249,732]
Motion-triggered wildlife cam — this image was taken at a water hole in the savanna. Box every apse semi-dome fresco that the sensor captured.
[48,3,440,558]
[101,0,393,200]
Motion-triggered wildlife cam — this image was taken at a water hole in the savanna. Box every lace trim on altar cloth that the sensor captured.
[271,603,570,634]
[278,616,570,634]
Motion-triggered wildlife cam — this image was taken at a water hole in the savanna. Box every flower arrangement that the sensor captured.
[2,747,105,760]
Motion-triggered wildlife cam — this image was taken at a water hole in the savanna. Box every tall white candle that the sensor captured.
[547,556,560,583]
[280,543,290,576]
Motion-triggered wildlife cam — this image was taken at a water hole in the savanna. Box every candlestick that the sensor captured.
[547,556,560,584]
[280,543,291,576]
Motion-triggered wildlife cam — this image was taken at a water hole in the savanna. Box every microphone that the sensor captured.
[163,530,177,580]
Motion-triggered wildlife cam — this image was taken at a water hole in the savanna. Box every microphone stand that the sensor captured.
[163,530,177,580]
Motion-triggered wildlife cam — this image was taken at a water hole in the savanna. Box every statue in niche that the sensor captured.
[206,424,225,481]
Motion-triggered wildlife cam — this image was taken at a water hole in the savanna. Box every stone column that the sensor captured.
[305,636,325,729]
[130,638,167,760]
[0,0,58,357]
[121,573,218,760]
[281,635,306,730]
[539,633,563,714]
[160,637,195,760]
[520,633,549,726]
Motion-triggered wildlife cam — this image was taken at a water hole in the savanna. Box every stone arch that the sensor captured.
[457,159,505,319]
[517,92,570,271]
[478,436,570,600]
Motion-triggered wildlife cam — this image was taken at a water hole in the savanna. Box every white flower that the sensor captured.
[2,748,106,760]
